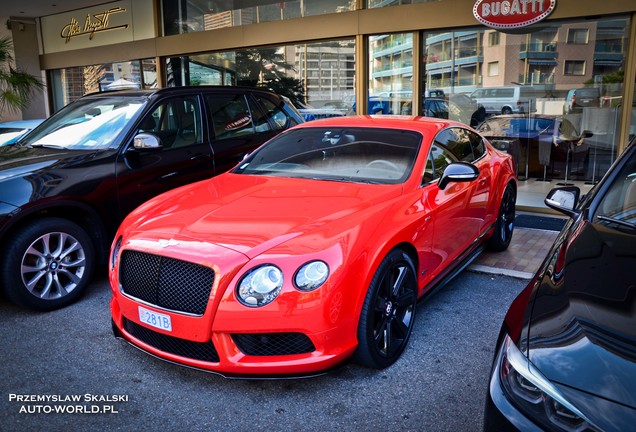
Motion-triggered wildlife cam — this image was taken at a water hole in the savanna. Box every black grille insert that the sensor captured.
[232,333,316,356]
[123,318,219,362]
[120,250,214,315]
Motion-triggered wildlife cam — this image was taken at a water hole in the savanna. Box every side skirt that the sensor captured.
[417,223,494,303]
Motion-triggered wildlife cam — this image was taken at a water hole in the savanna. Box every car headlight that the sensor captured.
[111,236,122,270]
[294,261,329,291]
[497,334,598,432]
[237,265,283,307]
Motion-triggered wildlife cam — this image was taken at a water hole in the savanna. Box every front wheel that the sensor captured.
[354,249,418,369]
[0,218,95,311]
[488,184,516,252]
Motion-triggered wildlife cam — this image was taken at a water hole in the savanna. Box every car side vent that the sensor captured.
[232,333,316,356]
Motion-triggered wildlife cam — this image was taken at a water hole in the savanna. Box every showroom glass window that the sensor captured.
[49,59,157,111]
[368,0,440,8]
[422,16,630,184]
[162,0,354,35]
[165,40,356,119]
[368,33,414,115]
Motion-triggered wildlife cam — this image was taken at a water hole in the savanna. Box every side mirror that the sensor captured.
[545,186,580,218]
[133,133,162,150]
[438,162,480,190]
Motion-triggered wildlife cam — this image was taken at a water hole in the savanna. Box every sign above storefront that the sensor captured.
[473,0,556,30]
[40,0,154,54]
[60,7,128,43]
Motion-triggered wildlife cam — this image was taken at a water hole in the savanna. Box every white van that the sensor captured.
[469,86,532,115]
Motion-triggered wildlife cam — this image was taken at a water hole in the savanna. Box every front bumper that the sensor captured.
[110,291,357,377]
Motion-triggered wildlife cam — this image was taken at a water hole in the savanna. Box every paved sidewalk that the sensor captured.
[469,227,560,279]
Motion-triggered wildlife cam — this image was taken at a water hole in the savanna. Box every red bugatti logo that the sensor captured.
[473,0,556,30]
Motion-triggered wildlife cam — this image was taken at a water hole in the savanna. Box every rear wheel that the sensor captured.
[501,106,513,115]
[488,184,516,252]
[354,249,418,369]
[0,218,95,311]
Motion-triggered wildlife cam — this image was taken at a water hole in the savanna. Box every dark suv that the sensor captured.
[0,86,303,310]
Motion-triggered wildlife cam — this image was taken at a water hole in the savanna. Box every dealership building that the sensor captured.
[1,0,635,211]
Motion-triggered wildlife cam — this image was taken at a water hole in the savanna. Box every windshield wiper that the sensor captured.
[597,215,636,229]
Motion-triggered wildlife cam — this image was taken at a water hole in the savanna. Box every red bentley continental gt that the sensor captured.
[109,116,517,377]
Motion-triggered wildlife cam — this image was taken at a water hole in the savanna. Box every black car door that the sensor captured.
[204,92,279,174]
[115,93,215,218]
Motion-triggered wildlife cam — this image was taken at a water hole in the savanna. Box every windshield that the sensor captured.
[234,127,422,184]
[20,96,146,150]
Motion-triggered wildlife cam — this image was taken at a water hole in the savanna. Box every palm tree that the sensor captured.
[0,36,43,119]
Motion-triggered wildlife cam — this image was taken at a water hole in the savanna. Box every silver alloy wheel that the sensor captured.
[21,231,87,300]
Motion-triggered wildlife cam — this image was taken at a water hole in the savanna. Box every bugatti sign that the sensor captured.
[473,0,556,30]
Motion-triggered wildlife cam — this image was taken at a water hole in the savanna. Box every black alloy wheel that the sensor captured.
[354,249,418,369]
[488,183,516,251]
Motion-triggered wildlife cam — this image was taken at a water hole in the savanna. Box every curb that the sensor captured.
[467,264,534,280]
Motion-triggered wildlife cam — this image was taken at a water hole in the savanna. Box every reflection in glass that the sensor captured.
[165,40,356,121]
[162,0,355,36]
[49,59,157,111]
[422,16,629,185]
[368,33,413,115]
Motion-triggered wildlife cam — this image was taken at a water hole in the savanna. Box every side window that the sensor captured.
[436,127,476,162]
[423,143,456,184]
[206,93,257,140]
[253,94,289,131]
[138,96,202,149]
[594,150,636,226]
[467,129,486,159]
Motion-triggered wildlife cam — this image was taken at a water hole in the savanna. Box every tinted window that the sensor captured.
[206,93,257,140]
[594,148,636,228]
[138,96,202,148]
[253,94,289,131]
[435,127,483,162]
[423,143,456,184]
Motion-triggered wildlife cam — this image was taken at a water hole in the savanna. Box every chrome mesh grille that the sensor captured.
[120,250,215,315]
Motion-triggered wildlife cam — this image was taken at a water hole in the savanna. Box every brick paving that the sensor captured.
[470,227,559,279]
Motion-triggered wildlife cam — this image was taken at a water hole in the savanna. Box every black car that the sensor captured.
[0,86,303,311]
[484,137,636,431]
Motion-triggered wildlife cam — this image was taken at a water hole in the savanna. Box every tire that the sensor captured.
[501,106,513,115]
[354,249,418,369]
[488,184,516,252]
[0,218,95,311]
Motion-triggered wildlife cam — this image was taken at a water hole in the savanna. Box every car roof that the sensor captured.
[292,115,460,133]
[81,85,283,99]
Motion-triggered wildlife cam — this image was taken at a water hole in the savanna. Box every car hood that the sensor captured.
[125,173,403,259]
[0,145,95,181]
[526,220,636,411]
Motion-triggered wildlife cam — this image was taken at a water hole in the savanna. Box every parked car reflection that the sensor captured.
[477,114,592,182]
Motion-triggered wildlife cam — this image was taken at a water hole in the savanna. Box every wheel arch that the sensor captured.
[350,239,420,326]
[0,201,111,265]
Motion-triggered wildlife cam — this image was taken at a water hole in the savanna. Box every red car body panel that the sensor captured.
[109,115,516,376]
